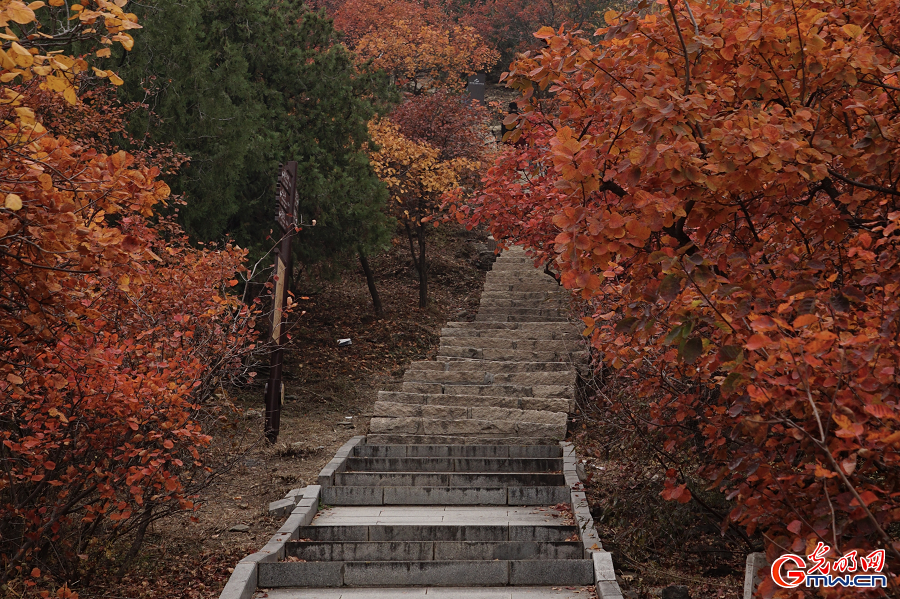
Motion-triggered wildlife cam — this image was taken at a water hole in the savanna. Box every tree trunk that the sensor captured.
[404,221,420,275]
[358,248,383,319]
[417,223,427,308]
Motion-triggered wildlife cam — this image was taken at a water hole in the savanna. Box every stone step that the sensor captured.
[482,284,561,293]
[476,314,570,323]
[437,347,585,363]
[344,456,562,473]
[485,274,556,284]
[286,540,584,562]
[402,370,573,386]
[352,444,562,458]
[407,360,575,373]
[368,416,566,439]
[258,558,594,587]
[443,321,573,331]
[479,290,565,299]
[440,329,577,341]
[333,472,565,487]
[295,524,578,542]
[376,391,574,413]
[373,402,567,427]
[478,298,566,308]
[366,434,560,445]
[399,382,574,399]
[320,485,570,506]
[477,307,564,316]
[441,338,578,351]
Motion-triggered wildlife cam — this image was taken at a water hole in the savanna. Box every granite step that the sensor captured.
[353,444,562,458]
[366,434,562,445]
[436,347,586,363]
[399,382,574,399]
[320,485,570,506]
[373,402,566,427]
[368,416,566,440]
[286,540,584,561]
[402,370,574,386]
[333,472,566,487]
[375,391,574,413]
[258,558,594,587]
[406,360,575,373]
[342,457,563,473]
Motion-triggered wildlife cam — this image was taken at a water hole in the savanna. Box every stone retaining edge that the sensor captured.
[220,436,366,598]
[318,435,367,487]
[560,441,626,599]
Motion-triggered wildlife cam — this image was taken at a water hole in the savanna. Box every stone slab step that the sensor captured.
[482,284,562,293]
[479,290,566,299]
[476,315,569,323]
[259,559,593,587]
[399,382,574,399]
[477,307,564,316]
[440,338,577,351]
[320,485,570,506]
[368,416,566,439]
[259,587,595,598]
[443,321,574,331]
[437,347,585,364]
[402,370,573,386]
[373,403,567,427]
[407,360,575,373]
[376,391,573,413]
[478,299,566,308]
[366,434,559,446]
[438,329,578,340]
[297,524,578,542]
[333,472,566,487]
[353,445,562,458]
[343,457,562,473]
[286,540,584,562]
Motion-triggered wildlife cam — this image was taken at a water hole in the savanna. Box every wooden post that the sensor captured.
[264,161,298,443]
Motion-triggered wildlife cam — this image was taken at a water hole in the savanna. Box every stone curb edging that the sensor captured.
[218,436,366,599]
[560,441,626,599]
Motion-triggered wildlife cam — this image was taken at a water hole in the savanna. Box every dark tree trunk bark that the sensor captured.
[404,221,420,275]
[417,223,427,308]
[358,248,383,318]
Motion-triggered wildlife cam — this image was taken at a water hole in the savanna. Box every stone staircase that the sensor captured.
[220,247,623,599]
[368,246,584,446]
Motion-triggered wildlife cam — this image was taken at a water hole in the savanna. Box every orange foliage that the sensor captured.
[452,0,900,592]
[334,0,498,89]
[0,1,254,587]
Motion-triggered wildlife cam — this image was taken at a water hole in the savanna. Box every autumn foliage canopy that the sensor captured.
[0,0,253,588]
[451,0,900,592]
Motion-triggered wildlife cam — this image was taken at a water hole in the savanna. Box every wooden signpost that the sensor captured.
[264,161,299,442]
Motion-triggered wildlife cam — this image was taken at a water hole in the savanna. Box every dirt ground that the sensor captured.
[83,224,491,599]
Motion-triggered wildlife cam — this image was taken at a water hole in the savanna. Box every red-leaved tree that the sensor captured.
[450,0,900,594]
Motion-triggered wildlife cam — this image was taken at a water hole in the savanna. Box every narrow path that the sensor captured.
[221,248,623,599]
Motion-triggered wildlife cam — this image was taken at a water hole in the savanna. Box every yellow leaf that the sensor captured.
[4,193,22,211]
[28,1,45,9]
[604,10,619,25]
[9,42,33,67]
[5,1,36,24]
[841,24,862,38]
[96,47,111,58]
[48,0,64,5]
[108,72,123,85]
[63,85,77,105]
[0,72,19,82]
